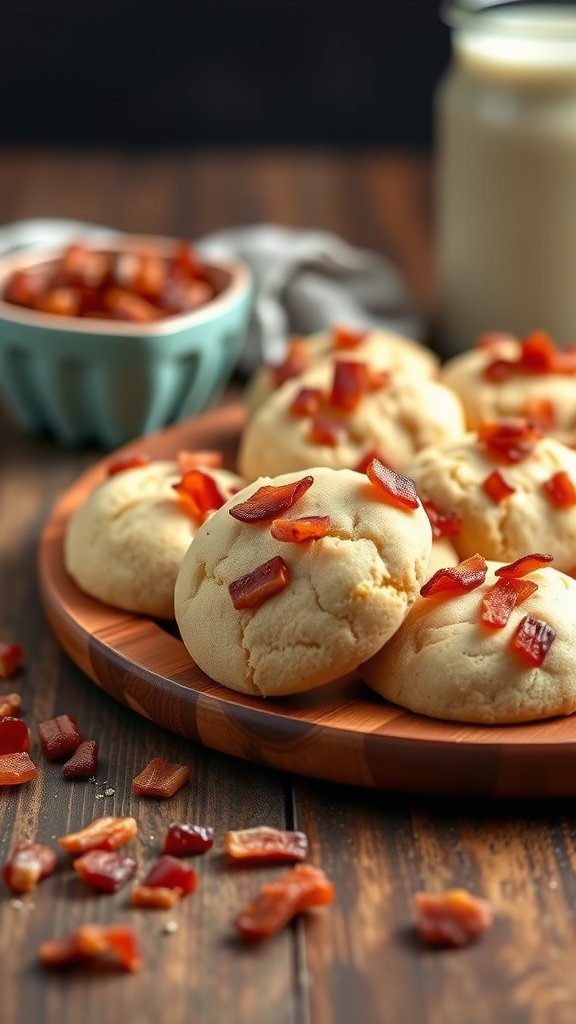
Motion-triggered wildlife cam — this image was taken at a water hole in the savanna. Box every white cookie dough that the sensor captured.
[406,431,576,574]
[174,466,433,696]
[65,459,243,618]
[239,362,466,481]
[360,561,576,724]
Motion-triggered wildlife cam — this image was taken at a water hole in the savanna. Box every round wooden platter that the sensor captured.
[39,402,576,798]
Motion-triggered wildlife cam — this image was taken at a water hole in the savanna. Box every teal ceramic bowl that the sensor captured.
[0,235,253,449]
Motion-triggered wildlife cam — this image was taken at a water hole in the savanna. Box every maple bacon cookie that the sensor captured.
[174,464,433,697]
[360,555,576,724]
[65,454,243,619]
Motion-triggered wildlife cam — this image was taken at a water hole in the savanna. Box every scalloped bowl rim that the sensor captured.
[0,233,252,337]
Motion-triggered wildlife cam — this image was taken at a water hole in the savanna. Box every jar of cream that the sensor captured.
[435,0,576,355]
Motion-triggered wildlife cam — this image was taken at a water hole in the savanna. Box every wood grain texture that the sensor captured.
[38,404,576,799]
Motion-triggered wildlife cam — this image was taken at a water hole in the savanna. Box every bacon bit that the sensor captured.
[270,338,311,388]
[131,884,183,909]
[106,452,151,476]
[289,386,323,418]
[482,469,516,504]
[270,516,331,543]
[3,842,58,893]
[421,498,462,539]
[477,418,542,464]
[225,826,308,865]
[483,330,576,381]
[173,468,226,522]
[414,889,493,947]
[230,476,313,523]
[162,823,215,857]
[229,556,290,611]
[510,615,556,666]
[132,757,190,798]
[0,717,29,755]
[354,449,395,474]
[480,577,538,628]
[307,415,346,446]
[38,714,82,761]
[332,324,367,350]
[495,553,554,578]
[58,816,138,854]
[420,553,488,598]
[329,359,369,411]
[484,358,515,382]
[543,470,576,508]
[235,863,335,942]
[0,642,24,679]
[62,740,99,779]
[0,693,22,719]
[141,855,198,895]
[522,397,556,430]
[176,448,223,473]
[0,751,37,785]
[73,850,137,893]
[104,287,161,323]
[39,924,143,972]
[366,458,419,511]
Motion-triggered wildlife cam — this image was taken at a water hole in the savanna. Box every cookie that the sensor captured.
[441,332,576,445]
[174,465,433,697]
[245,325,440,415]
[65,457,243,619]
[360,557,576,724]
[406,422,576,574]
[238,361,466,481]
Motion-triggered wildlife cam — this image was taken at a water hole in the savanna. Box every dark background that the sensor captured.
[0,0,450,149]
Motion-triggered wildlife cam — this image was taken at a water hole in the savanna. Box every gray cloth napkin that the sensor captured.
[0,218,424,374]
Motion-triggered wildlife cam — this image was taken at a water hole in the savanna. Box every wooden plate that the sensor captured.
[39,403,576,797]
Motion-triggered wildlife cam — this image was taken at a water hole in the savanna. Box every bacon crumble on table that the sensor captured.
[57,816,138,854]
[39,924,143,972]
[132,758,190,798]
[225,826,309,865]
[0,642,24,679]
[38,714,83,761]
[414,889,493,947]
[235,863,335,942]
[3,842,58,893]
[73,849,137,893]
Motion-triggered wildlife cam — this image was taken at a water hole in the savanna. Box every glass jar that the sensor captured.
[435,0,576,355]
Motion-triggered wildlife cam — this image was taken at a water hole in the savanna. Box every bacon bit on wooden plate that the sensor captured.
[173,468,226,522]
[230,476,314,523]
[366,458,419,511]
[225,826,308,865]
[132,757,190,798]
[510,615,556,667]
[106,452,152,476]
[543,470,576,508]
[131,885,183,909]
[162,823,214,857]
[270,337,311,388]
[58,816,138,853]
[494,553,554,578]
[270,516,331,543]
[0,717,29,755]
[73,850,137,893]
[480,577,538,629]
[420,553,488,599]
[39,924,143,972]
[332,324,367,350]
[0,642,24,679]
[421,498,462,539]
[414,889,493,947]
[235,863,335,942]
[289,386,323,418]
[229,556,290,611]
[0,751,37,785]
[329,359,370,411]
[176,448,224,473]
[482,469,516,504]
[38,714,82,761]
[477,418,542,464]
[3,842,58,892]
[307,415,347,446]
[62,739,99,779]
[0,693,22,719]
[141,855,198,895]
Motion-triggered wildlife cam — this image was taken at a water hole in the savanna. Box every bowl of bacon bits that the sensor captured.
[0,235,252,448]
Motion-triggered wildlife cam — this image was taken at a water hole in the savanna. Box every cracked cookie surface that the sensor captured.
[174,466,433,697]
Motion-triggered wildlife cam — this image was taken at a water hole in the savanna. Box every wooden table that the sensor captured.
[0,149,573,1024]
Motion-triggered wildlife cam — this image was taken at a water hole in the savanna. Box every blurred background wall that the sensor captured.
[0,0,450,148]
